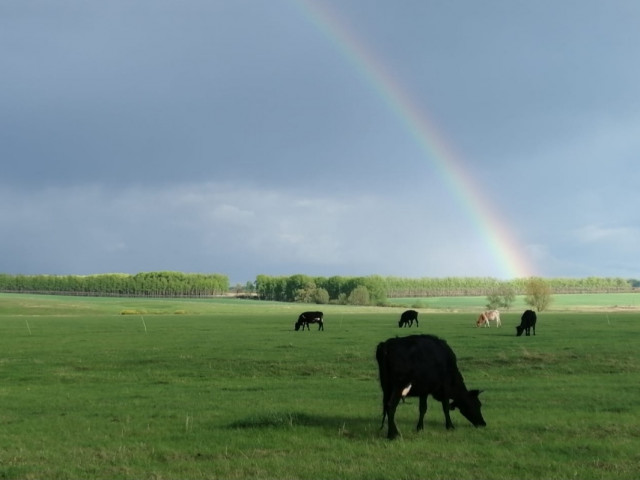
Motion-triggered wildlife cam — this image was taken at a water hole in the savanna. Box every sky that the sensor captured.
[2,0,639,285]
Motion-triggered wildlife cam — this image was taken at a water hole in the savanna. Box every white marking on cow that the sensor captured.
[401,384,412,398]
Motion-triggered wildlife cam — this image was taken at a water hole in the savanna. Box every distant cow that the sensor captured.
[294,311,324,331]
[398,310,419,328]
[376,334,486,439]
[476,310,501,328]
[516,310,537,336]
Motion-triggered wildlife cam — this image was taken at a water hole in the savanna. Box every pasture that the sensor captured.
[0,293,639,479]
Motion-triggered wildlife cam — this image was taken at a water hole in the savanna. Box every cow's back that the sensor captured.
[521,309,537,326]
[377,334,459,399]
[401,310,418,320]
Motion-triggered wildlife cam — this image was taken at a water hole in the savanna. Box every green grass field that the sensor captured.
[0,293,639,479]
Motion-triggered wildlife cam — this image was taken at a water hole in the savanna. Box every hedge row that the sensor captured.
[0,272,229,297]
[1,272,635,301]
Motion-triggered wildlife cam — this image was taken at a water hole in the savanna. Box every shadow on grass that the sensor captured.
[227,411,381,439]
[226,408,484,441]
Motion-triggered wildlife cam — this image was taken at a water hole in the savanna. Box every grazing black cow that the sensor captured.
[294,311,324,331]
[376,334,486,439]
[398,309,419,328]
[517,310,537,336]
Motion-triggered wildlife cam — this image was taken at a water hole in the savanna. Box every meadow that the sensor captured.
[0,293,638,479]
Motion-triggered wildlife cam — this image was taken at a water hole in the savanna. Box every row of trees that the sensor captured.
[382,276,633,297]
[0,272,229,297]
[252,274,633,303]
[252,274,634,307]
[254,274,387,306]
[1,272,635,308]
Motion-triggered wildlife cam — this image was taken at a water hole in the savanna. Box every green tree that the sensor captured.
[348,285,370,305]
[285,274,315,302]
[337,293,348,305]
[524,277,552,312]
[362,275,387,305]
[485,292,502,310]
[313,288,330,305]
[486,282,516,310]
[294,285,315,303]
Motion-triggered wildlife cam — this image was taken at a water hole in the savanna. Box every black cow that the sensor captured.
[376,334,486,439]
[294,311,324,331]
[398,309,419,328]
[516,310,537,336]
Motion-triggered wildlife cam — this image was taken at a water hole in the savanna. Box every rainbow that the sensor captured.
[293,0,535,279]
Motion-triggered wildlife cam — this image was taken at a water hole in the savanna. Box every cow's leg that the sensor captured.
[415,318,419,327]
[532,324,536,335]
[386,390,402,439]
[442,400,455,430]
[416,395,427,431]
[380,390,390,430]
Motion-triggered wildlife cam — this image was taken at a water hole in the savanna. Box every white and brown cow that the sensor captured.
[476,310,501,328]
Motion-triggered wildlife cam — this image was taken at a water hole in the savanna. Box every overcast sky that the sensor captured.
[2,0,639,284]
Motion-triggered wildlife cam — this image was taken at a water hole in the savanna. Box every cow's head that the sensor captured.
[450,389,486,427]
[515,325,524,336]
[294,322,301,331]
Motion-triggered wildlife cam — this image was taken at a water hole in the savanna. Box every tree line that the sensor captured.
[252,274,635,306]
[1,272,636,304]
[0,272,229,297]
[380,276,633,297]
[254,274,388,305]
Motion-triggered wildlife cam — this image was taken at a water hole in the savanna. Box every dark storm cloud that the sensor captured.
[2,0,639,280]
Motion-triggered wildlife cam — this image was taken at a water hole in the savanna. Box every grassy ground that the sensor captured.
[391,292,640,312]
[0,293,638,479]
